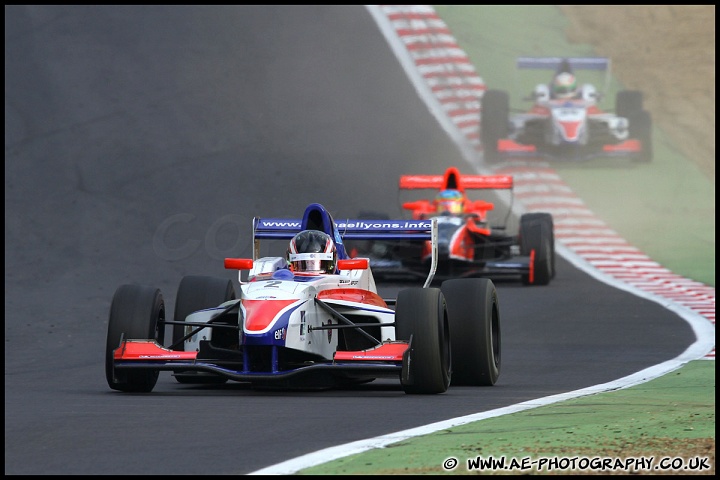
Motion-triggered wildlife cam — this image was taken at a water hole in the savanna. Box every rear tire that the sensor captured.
[172,275,236,384]
[395,288,451,394]
[481,89,510,164]
[441,278,500,386]
[106,284,165,392]
[520,213,554,285]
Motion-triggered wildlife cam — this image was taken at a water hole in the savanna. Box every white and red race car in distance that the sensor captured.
[106,203,501,394]
[481,56,652,163]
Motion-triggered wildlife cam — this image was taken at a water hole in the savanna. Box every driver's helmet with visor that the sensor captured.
[552,72,578,99]
[286,230,337,274]
[435,189,465,215]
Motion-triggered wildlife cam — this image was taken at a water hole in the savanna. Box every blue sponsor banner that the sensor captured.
[254,218,433,240]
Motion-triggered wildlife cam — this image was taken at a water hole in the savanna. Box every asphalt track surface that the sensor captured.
[4,6,697,475]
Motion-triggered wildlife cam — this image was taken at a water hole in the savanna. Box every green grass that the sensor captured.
[301,361,714,475]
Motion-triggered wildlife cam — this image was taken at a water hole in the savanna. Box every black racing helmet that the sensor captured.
[286,230,337,274]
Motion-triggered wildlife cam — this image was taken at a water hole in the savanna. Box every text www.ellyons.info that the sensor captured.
[442,455,712,473]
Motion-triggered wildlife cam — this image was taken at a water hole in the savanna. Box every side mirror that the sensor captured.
[337,258,369,270]
[224,258,253,270]
[402,200,433,212]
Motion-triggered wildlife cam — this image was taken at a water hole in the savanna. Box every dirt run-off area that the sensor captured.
[560,5,715,183]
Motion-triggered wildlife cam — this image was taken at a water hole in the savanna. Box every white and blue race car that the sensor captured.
[105,203,501,394]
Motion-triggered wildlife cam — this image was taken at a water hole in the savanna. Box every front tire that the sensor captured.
[172,275,236,384]
[395,288,451,394]
[441,278,500,386]
[106,284,165,392]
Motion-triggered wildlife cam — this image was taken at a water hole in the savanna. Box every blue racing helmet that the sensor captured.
[435,189,464,214]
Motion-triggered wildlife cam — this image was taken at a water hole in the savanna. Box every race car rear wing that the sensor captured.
[516,56,612,96]
[516,56,610,72]
[400,174,513,191]
[399,166,513,193]
[253,217,437,241]
[251,203,439,287]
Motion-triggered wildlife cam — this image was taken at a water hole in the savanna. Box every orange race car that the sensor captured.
[352,166,555,285]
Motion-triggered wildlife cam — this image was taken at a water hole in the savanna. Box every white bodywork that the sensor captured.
[184,257,395,360]
[511,83,629,146]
